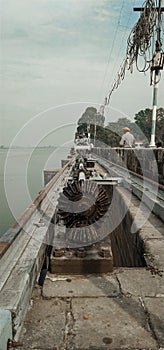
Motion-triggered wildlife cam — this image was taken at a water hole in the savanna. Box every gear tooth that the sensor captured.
[57,180,110,245]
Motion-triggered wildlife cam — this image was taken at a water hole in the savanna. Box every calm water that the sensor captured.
[0,147,69,236]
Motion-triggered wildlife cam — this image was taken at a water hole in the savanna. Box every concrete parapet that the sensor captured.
[0,309,12,350]
[94,147,164,185]
[0,159,76,339]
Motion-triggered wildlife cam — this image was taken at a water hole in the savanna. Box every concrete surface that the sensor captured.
[50,251,113,274]
[43,274,119,298]
[0,309,12,350]
[3,161,163,350]
[13,268,164,350]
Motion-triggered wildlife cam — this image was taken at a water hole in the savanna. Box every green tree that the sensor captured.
[107,116,150,141]
[134,108,152,140]
[134,107,164,142]
[156,108,164,142]
[76,106,164,147]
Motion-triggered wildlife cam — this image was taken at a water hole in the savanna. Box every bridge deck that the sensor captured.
[0,153,164,350]
[13,189,164,350]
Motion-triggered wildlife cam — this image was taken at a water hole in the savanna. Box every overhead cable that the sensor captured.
[105,0,158,105]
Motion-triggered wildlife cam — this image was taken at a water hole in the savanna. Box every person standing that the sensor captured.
[78,169,86,185]
[120,127,135,148]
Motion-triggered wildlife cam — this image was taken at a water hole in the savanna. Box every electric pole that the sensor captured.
[149,0,163,146]
[134,1,164,147]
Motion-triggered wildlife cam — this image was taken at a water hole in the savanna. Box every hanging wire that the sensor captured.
[105,0,159,105]
[127,0,157,72]
[102,0,135,104]
[99,0,125,102]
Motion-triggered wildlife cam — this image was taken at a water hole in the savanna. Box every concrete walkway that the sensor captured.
[14,268,164,350]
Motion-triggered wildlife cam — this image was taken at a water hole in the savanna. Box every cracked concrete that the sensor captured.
[13,268,164,350]
[9,186,164,350]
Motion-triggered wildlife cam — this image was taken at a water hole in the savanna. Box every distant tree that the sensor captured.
[91,125,119,147]
[134,107,164,142]
[76,106,105,143]
[107,116,148,141]
[104,128,120,147]
[134,108,152,140]
[156,108,164,142]
[78,107,105,128]
[107,117,131,136]
[76,106,164,147]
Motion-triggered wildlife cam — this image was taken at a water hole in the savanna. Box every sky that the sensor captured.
[0,0,164,146]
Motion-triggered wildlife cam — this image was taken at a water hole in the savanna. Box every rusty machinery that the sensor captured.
[56,157,112,248]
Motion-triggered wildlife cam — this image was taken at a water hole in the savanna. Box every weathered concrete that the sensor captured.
[144,297,164,347]
[116,268,164,297]
[0,158,76,342]
[43,273,120,298]
[143,239,164,270]
[0,227,47,338]
[14,268,163,350]
[17,299,66,349]
[11,185,164,350]
[109,187,164,270]
[51,249,113,274]
[0,309,12,350]
[2,155,163,349]
[71,296,157,350]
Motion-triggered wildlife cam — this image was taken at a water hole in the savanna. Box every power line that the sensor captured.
[108,0,138,83]
[98,0,125,101]
[104,0,163,106]
[104,9,135,99]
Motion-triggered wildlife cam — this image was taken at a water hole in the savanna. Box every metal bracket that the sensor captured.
[151,52,164,70]
[91,177,123,186]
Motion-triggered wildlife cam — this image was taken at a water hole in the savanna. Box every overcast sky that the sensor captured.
[1,0,164,146]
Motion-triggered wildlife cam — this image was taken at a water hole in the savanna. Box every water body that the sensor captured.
[0,147,69,236]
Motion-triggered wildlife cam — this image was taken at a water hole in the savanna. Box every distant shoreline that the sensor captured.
[0,146,58,149]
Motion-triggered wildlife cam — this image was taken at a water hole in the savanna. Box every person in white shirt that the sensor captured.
[120,127,135,148]
[79,163,84,169]
[78,170,86,185]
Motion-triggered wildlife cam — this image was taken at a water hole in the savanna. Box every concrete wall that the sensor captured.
[104,183,146,267]
[110,186,164,271]
[94,148,164,185]
[110,187,146,267]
